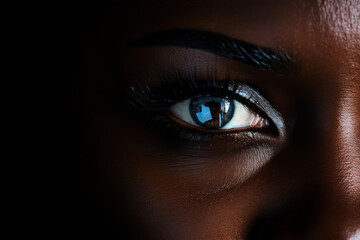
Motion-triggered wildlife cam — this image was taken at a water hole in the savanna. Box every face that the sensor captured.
[73,0,360,239]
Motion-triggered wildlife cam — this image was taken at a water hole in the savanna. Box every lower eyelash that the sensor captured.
[146,113,275,157]
[150,114,214,142]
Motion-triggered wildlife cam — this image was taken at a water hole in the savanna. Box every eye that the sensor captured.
[169,95,269,131]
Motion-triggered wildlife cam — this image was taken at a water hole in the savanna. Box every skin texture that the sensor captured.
[67,0,360,239]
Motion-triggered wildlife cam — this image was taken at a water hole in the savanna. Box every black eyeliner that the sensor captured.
[127,72,286,139]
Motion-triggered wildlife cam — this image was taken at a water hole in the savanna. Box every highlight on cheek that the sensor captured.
[169,94,270,131]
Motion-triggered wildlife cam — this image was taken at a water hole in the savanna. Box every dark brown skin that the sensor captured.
[71,0,360,239]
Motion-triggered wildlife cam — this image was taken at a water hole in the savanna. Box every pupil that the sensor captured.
[190,95,234,129]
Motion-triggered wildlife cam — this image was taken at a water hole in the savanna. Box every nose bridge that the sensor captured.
[334,87,360,201]
[318,73,360,236]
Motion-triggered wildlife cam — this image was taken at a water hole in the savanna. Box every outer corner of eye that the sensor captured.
[221,100,269,130]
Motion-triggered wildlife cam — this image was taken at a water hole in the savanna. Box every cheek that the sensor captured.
[89,114,307,239]
[91,112,283,195]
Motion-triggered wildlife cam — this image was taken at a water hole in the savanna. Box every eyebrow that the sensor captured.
[127,29,295,71]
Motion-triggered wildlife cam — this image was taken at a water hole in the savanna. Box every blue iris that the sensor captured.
[190,95,234,129]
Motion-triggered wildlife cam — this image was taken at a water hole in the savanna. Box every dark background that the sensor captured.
[41,1,116,239]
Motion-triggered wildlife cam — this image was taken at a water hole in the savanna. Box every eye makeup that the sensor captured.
[113,31,293,173]
[125,70,286,159]
[169,95,269,130]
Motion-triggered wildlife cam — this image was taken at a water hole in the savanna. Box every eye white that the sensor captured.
[222,100,256,129]
[170,99,197,125]
[169,98,258,129]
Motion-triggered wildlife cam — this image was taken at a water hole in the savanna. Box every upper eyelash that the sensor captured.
[129,71,251,111]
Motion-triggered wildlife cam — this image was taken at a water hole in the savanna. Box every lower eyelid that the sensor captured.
[150,114,280,157]
[165,111,262,134]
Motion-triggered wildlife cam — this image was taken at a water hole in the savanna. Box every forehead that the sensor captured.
[113,0,359,44]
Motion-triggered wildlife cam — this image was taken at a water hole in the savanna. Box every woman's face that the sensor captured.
[77,0,360,239]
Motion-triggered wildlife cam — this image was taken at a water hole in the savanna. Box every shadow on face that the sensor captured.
[61,0,360,239]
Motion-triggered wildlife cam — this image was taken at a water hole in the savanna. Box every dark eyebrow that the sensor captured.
[127,29,295,72]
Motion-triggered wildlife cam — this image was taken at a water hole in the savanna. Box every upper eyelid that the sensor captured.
[130,76,264,111]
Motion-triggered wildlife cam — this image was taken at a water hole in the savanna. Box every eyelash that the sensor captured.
[106,72,288,165]
[126,70,282,144]
[129,71,266,115]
